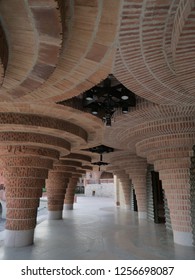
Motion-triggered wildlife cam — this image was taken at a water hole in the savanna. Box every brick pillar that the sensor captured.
[114,155,147,219]
[64,177,78,210]
[128,158,147,219]
[114,175,120,206]
[0,146,58,247]
[155,151,192,246]
[131,171,147,219]
[137,136,194,246]
[114,170,131,209]
[119,177,131,209]
[46,163,75,219]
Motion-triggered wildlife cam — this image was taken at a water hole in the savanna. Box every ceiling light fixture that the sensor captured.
[82,74,136,126]
[83,145,114,171]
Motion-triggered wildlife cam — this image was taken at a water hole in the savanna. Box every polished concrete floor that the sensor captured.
[0,196,195,260]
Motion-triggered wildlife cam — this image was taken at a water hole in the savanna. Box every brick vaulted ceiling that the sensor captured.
[0,0,195,168]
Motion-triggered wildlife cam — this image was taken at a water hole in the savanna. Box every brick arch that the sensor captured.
[0,0,62,98]
[113,0,195,105]
[13,0,121,102]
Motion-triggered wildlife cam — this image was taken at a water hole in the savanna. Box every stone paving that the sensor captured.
[0,196,195,260]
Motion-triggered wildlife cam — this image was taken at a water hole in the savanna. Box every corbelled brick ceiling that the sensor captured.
[0,0,195,167]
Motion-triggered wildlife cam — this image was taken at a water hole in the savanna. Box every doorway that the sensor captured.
[151,171,165,223]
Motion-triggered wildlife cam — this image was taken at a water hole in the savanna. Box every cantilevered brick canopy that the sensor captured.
[114,0,195,105]
[0,0,195,248]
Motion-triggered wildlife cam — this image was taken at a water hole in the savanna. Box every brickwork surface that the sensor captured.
[0,0,195,246]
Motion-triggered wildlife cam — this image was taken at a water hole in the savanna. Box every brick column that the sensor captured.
[0,146,59,247]
[113,170,131,209]
[119,177,131,209]
[114,175,120,206]
[137,135,194,246]
[46,173,70,220]
[112,155,147,219]
[64,177,78,210]
[155,150,192,246]
[46,162,76,219]
[125,157,147,219]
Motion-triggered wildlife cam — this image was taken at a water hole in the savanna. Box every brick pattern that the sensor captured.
[0,102,103,154]
[46,160,77,210]
[190,146,195,246]
[137,139,193,235]
[0,0,62,98]
[47,171,70,211]
[64,177,78,205]
[113,170,131,207]
[113,0,195,105]
[110,153,147,215]
[0,112,88,144]
[160,167,191,233]
[46,156,88,208]
[11,0,120,103]
[0,131,70,156]
[0,0,195,248]
[0,146,54,231]
[104,101,195,157]
[105,102,195,242]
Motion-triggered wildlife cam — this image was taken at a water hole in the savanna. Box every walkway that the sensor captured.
[0,196,195,260]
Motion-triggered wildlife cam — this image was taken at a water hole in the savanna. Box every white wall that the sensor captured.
[85,183,114,198]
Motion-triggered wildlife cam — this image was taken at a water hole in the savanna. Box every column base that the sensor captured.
[64,204,73,210]
[48,210,62,220]
[4,229,34,247]
[138,211,147,219]
[173,230,193,246]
